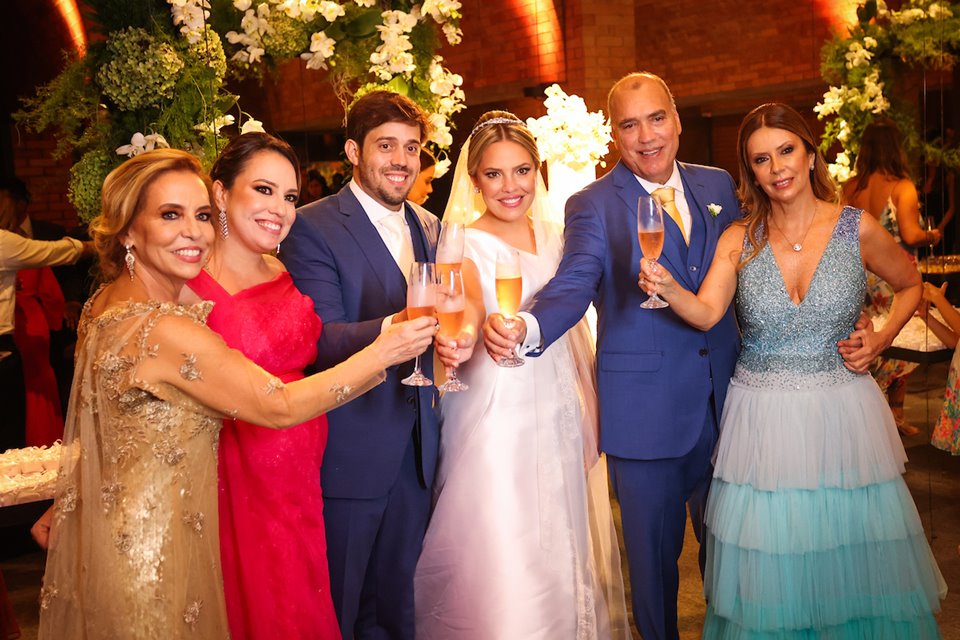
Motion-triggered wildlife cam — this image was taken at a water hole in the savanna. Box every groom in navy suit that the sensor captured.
[486,72,741,640]
[281,91,440,640]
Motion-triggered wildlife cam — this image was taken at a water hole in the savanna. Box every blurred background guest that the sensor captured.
[299,168,330,206]
[923,127,957,254]
[408,146,437,210]
[842,118,939,436]
[0,190,87,453]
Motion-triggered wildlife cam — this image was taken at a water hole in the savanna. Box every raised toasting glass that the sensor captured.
[495,248,525,367]
[436,268,469,392]
[638,195,669,309]
[402,261,437,386]
[436,221,466,281]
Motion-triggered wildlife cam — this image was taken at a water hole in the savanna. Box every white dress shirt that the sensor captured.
[635,163,692,238]
[348,181,415,333]
[0,230,83,335]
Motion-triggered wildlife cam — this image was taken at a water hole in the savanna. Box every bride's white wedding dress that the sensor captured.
[414,220,625,639]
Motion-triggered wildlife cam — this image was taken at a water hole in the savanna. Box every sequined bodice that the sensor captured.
[734,207,865,389]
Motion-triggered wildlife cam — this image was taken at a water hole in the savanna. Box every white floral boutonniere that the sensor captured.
[707,203,722,217]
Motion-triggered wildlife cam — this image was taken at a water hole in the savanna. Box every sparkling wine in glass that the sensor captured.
[638,195,669,309]
[402,262,437,386]
[436,221,466,281]
[436,268,469,392]
[495,248,525,367]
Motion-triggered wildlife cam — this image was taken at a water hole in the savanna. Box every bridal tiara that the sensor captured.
[469,116,525,139]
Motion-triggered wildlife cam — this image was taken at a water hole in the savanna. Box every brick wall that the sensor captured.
[10,132,78,230]
[12,0,932,225]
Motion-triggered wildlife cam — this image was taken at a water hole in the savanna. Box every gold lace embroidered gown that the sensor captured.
[38,299,230,639]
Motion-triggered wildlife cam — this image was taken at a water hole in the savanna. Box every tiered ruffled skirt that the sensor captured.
[702,368,946,639]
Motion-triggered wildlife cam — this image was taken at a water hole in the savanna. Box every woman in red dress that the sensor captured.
[14,266,66,446]
[182,133,340,639]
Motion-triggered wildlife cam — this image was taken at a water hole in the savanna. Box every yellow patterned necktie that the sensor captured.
[652,187,688,245]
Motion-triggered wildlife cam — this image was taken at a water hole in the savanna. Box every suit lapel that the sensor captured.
[613,163,695,290]
[337,188,407,311]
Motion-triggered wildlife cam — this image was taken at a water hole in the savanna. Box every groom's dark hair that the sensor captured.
[346,90,430,147]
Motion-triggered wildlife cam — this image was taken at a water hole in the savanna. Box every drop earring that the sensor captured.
[124,244,136,281]
[219,208,229,239]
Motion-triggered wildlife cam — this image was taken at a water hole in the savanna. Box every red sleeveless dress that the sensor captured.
[187,269,340,639]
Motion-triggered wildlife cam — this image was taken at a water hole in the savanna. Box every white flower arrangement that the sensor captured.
[194,115,236,134]
[707,203,722,217]
[525,84,612,171]
[240,118,266,134]
[115,132,171,158]
[816,0,960,183]
[207,0,465,155]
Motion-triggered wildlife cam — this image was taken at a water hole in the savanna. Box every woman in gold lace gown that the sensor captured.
[36,149,437,639]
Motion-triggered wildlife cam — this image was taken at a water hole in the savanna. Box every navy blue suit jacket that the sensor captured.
[530,161,742,460]
[281,186,441,498]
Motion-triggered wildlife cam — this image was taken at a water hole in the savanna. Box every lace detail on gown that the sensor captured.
[38,295,229,640]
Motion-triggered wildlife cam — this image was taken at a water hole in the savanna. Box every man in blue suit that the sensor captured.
[281,91,440,640]
[486,72,741,640]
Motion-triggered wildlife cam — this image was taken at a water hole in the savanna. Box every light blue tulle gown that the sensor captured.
[702,207,946,639]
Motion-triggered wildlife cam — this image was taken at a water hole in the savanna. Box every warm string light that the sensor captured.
[54,0,87,56]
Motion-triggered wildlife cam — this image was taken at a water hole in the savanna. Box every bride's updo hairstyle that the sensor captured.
[466,110,541,178]
[91,148,211,281]
[736,103,837,267]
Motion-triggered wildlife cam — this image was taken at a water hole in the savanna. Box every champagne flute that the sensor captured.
[495,248,525,367]
[436,268,469,392]
[437,221,466,281]
[638,195,669,309]
[401,262,437,386]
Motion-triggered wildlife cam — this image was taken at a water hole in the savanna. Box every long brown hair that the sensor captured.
[845,118,911,200]
[737,103,838,266]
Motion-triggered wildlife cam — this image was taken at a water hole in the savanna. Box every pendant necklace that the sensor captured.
[768,209,816,252]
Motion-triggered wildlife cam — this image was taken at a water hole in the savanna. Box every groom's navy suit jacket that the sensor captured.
[529,160,741,459]
[281,185,440,498]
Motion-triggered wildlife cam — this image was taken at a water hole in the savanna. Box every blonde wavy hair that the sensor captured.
[90,149,211,281]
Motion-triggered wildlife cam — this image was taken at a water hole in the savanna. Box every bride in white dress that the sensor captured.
[413,111,627,639]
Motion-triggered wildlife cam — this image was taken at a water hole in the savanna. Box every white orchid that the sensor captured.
[929,2,953,19]
[168,0,211,44]
[433,156,452,179]
[422,0,462,23]
[844,41,873,69]
[115,132,170,157]
[240,118,265,134]
[828,151,852,184]
[355,0,376,6]
[318,1,345,22]
[526,84,612,170]
[195,114,236,133]
[301,30,337,69]
[233,0,252,10]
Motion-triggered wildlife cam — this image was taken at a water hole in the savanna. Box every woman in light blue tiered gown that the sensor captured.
[640,103,945,638]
